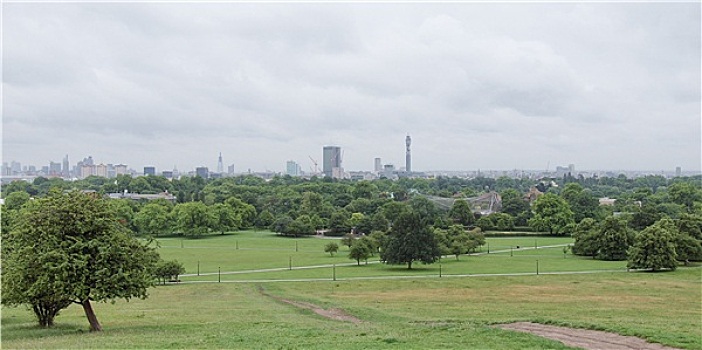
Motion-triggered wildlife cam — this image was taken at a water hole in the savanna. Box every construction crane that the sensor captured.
[308,156,319,173]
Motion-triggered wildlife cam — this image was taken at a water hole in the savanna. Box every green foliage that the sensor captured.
[225,197,257,229]
[324,242,339,256]
[3,191,31,210]
[348,240,372,265]
[561,183,602,222]
[667,182,702,213]
[154,260,186,284]
[134,202,172,236]
[255,209,275,228]
[210,203,241,234]
[328,211,351,236]
[172,202,214,236]
[627,218,678,271]
[448,199,475,226]
[571,218,599,257]
[340,233,355,248]
[528,193,576,235]
[596,216,632,261]
[1,191,160,331]
[382,211,441,269]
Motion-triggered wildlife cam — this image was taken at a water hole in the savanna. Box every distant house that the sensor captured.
[524,187,543,204]
[598,197,617,206]
[107,190,176,202]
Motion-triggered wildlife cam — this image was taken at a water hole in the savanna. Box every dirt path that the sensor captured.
[258,286,362,324]
[497,322,680,350]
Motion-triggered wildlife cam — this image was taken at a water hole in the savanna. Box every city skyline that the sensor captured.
[3,3,700,173]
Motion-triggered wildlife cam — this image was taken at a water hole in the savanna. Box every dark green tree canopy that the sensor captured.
[381,211,441,269]
[1,191,160,331]
[627,218,678,271]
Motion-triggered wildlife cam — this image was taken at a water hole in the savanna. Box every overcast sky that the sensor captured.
[3,1,700,173]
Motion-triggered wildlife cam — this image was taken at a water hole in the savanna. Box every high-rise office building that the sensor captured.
[286,160,301,177]
[49,161,62,176]
[144,166,156,176]
[114,164,128,176]
[228,164,236,175]
[196,167,209,179]
[62,155,70,178]
[374,158,382,172]
[96,164,108,178]
[405,135,412,173]
[217,153,224,174]
[676,166,682,177]
[323,146,341,178]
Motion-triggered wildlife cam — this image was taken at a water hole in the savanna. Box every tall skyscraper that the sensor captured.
[217,152,224,173]
[286,160,301,177]
[374,157,382,172]
[144,166,156,176]
[323,146,341,178]
[405,134,412,173]
[62,155,70,178]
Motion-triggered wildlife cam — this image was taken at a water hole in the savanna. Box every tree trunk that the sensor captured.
[407,261,412,269]
[81,299,103,332]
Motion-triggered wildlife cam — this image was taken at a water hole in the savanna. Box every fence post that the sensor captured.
[333,264,336,281]
[536,260,539,275]
[295,241,298,252]
[197,261,200,276]
[439,264,442,278]
[487,242,490,254]
[218,267,221,283]
[236,240,239,250]
[289,256,292,270]
[510,246,513,257]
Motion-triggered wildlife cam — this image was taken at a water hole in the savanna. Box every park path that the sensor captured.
[180,243,572,277]
[497,322,681,350]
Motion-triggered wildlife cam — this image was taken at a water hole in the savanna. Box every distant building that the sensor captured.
[49,161,62,176]
[108,191,176,202]
[144,166,156,176]
[217,153,224,174]
[323,146,342,178]
[196,166,209,179]
[374,157,382,172]
[405,134,412,173]
[114,164,128,176]
[286,160,301,177]
[62,155,70,178]
[162,170,174,179]
[228,164,236,175]
[96,164,108,178]
[676,166,682,177]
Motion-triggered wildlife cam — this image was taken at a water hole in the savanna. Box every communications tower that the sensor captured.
[405,134,412,173]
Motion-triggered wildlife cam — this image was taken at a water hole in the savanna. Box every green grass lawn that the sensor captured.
[3,231,700,349]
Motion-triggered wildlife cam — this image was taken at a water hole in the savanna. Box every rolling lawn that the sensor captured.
[2,231,700,349]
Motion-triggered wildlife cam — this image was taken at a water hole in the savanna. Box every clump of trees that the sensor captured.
[154,260,186,284]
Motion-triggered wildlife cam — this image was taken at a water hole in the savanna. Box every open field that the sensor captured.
[2,231,700,349]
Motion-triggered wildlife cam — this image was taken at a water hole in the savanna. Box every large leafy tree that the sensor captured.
[561,183,602,222]
[210,203,241,234]
[596,216,632,261]
[172,202,213,236]
[1,191,159,331]
[628,218,678,271]
[381,211,441,269]
[528,193,575,235]
[134,202,172,236]
[448,199,475,226]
